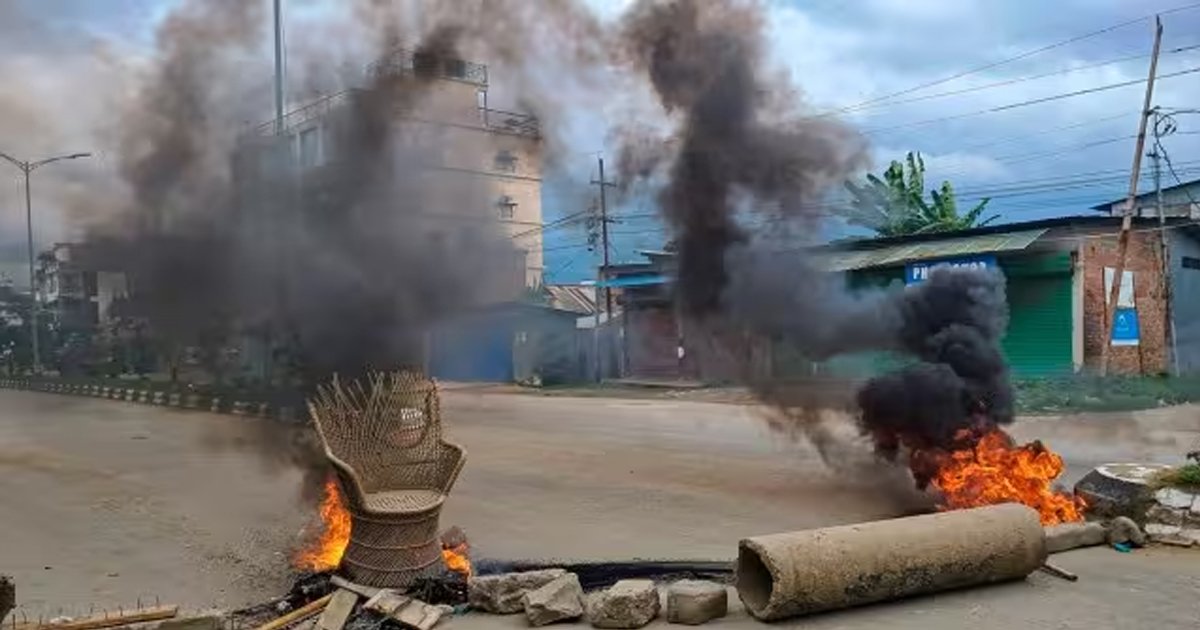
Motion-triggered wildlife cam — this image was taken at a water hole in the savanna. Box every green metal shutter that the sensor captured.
[1001,254,1073,376]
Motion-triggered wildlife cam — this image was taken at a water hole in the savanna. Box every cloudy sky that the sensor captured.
[540,0,1200,282]
[1,0,1198,285]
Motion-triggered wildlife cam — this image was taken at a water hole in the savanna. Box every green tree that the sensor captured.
[844,152,998,237]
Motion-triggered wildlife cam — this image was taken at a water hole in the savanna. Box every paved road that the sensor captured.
[1,388,1198,623]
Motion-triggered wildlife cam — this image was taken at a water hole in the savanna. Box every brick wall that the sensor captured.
[1080,231,1168,374]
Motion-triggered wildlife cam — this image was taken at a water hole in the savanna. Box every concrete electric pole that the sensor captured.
[0,151,92,373]
[1099,15,1162,376]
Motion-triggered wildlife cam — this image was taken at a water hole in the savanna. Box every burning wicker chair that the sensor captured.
[309,372,466,587]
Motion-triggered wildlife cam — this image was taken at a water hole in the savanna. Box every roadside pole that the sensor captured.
[1099,15,1162,376]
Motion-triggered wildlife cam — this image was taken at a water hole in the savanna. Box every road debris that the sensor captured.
[1038,563,1079,582]
[255,594,332,630]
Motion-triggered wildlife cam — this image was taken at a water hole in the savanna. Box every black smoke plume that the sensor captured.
[614,0,1014,478]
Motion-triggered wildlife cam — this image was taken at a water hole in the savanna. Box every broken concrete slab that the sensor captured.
[316,590,359,630]
[1145,522,1184,540]
[1045,521,1107,553]
[468,569,566,614]
[1155,488,1195,510]
[666,580,727,625]
[1105,516,1146,546]
[522,573,584,627]
[1146,504,1185,527]
[364,590,444,630]
[587,579,660,629]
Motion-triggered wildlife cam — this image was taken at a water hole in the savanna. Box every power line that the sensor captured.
[865,65,1200,134]
[840,43,1200,116]
[826,3,1200,114]
[511,210,590,240]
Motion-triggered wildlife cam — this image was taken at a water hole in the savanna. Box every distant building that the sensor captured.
[604,216,1200,379]
[36,243,128,331]
[238,47,544,289]
[1092,177,1200,219]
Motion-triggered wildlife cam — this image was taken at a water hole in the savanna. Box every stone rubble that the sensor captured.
[1104,516,1147,546]
[468,569,567,614]
[587,580,660,629]
[665,580,727,625]
[1143,485,1200,546]
[522,573,584,627]
[1154,488,1195,510]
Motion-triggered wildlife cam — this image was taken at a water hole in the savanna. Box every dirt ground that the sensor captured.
[1,388,1198,625]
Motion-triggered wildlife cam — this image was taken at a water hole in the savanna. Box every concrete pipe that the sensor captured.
[737,503,1046,621]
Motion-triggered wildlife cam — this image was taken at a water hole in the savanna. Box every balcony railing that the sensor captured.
[367,48,488,86]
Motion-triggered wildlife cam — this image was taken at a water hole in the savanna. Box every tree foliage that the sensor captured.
[844,152,998,237]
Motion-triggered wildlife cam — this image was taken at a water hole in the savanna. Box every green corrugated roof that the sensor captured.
[819,228,1048,271]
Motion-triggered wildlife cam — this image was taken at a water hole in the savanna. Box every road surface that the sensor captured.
[1,388,1197,622]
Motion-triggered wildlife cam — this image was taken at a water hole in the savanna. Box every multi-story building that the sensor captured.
[35,243,128,331]
[239,47,544,288]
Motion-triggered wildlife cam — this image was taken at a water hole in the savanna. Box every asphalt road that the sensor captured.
[1,388,1198,624]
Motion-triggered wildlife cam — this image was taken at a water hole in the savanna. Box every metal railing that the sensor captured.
[367,48,488,86]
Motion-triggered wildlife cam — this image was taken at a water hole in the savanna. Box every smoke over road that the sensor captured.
[612,0,1014,471]
[7,0,1014,501]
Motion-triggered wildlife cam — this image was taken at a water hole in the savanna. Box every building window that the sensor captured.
[494,150,518,173]
[497,195,517,220]
[1183,256,1200,270]
[298,126,321,168]
[444,58,467,79]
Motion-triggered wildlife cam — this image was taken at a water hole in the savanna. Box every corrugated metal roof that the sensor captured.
[819,228,1047,271]
[545,285,597,314]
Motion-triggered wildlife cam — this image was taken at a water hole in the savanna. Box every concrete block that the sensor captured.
[522,573,583,627]
[587,580,660,629]
[468,569,566,614]
[1145,522,1183,540]
[1105,516,1146,546]
[1146,505,1185,527]
[1155,488,1195,509]
[1044,521,1107,553]
[666,580,727,625]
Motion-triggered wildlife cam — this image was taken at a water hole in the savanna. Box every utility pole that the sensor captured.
[591,156,617,378]
[1150,115,1179,375]
[0,151,92,374]
[1099,15,1162,377]
[592,157,615,316]
[273,0,285,135]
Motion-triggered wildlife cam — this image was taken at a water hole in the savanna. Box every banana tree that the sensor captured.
[843,152,997,236]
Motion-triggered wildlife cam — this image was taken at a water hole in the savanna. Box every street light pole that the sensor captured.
[0,151,92,373]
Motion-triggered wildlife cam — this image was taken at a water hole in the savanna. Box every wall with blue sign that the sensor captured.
[905,255,997,285]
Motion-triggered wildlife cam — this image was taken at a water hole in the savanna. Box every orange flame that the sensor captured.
[294,478,352,572]
[442,542,472,578]
[917,427,1085,525]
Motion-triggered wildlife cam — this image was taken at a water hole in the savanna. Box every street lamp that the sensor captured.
[0,150,92,373]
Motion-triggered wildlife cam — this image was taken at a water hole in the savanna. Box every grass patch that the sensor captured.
[1015,375,1200,414]
[1150,463,1200,492]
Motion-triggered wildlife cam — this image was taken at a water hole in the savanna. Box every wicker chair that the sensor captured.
[309,372,466,587]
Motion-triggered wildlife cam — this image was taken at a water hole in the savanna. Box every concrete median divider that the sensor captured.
[0,378,301,423]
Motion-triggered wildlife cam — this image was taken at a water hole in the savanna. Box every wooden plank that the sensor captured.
[328,577,380,601]
[315,590,358,630]
[13,606,178,630]
[255,594,333,630]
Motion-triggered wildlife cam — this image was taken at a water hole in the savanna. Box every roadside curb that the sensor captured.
[0,378,298,423]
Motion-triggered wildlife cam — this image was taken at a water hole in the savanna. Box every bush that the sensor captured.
[1156,463,1200,490]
